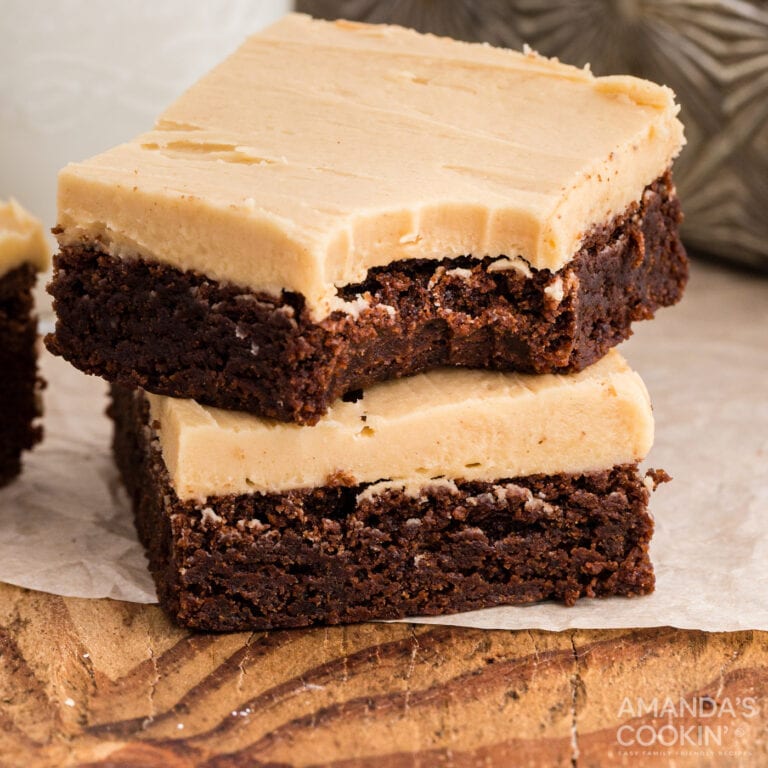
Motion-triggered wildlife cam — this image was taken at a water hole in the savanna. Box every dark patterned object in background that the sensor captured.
[298,0,768,273]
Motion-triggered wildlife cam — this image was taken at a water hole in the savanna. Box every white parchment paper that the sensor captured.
[0,261,766,630]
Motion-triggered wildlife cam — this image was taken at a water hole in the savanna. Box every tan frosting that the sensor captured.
[148,350,654,501]
[0,200,50,276]
[57,14,684,320]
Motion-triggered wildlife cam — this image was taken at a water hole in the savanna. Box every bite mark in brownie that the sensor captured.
[0,264,43,486]
[111,385,661,631]
[49,174,686,425]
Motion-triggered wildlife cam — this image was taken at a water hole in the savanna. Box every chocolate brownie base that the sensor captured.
[0,265,42,486]
[50,173,687,424]
[111,385,660,631]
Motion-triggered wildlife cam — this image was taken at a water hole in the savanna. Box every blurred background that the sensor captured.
[2,0,767,271]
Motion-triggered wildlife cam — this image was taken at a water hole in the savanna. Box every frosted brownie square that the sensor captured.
[0,201,48,485]
[49,14,687,424]
[111,350,665,630]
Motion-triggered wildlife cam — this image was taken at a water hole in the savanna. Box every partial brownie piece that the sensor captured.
[0,265,43,485]
[48,174,686,424]
[0,201,49,486]
[49,14,687,422]
[110,351,664,630]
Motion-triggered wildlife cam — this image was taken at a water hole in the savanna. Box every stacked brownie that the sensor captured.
[0,200,48,486]
[47,14,687,629]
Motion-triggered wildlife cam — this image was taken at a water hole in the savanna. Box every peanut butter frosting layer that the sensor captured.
[148,349,654,501]
[0,200,50,276]
[57,14,684,320]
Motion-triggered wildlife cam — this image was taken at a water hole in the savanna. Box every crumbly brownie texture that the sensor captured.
[111,385,660,631]
[0,265,42,486]
[50,174,686,425]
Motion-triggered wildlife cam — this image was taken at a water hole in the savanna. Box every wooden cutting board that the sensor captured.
[0,582,765,767]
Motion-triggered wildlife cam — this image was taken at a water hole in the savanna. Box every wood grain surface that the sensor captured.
[0,581,765,768]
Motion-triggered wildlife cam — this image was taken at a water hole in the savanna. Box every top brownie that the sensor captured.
[47,14,687,423]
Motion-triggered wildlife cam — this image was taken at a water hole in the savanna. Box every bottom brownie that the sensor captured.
[0,264,42,486]
[111,385,661,631]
